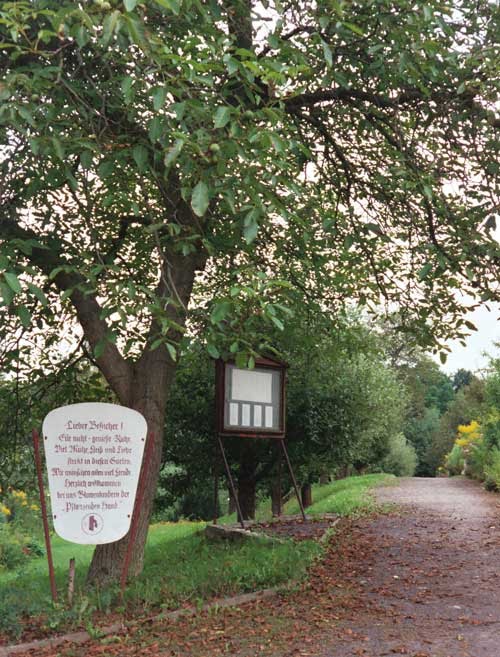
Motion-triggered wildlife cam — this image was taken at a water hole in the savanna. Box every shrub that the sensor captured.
[0,488,44,571]
[483,448,500,491]
[381,433,417,477]
[445,444,465,476]
[466,437,489,481]
[0,525,30,570]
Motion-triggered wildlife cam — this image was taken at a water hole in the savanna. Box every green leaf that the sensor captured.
[243,219,259,244]
[133,144,149,171]
[166,342,177,361]
[154,0,181,13]
[3,272,22,295]
[423,184,433,200]
[270,316,284,330]
[16,305,31,328]
[150,338,163,351]
[27,282,48,307]
[52,136,65,160]
[191,181,210,217]
[342,22,365,36]
[207,344,220,359]
[124,0,138,10]
[152,86,166,110]
[211,301,231,324]
[322,41,333,67]
[235,352,247,368]
[0,282,15,306]
[418,263,432,281]
[121,75,134,103]
[102,10,121,46]
[18,106,35,126]
[164,139,184,168]
[344,234,354,250]
[214,106,231,129]
[439,352,447,365]
[80,150,93,169]
[148,116,162,142]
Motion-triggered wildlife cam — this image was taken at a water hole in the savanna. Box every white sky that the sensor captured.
[438,302,500,375]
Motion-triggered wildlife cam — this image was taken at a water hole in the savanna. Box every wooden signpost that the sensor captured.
[34,402,149,599]
[215,357,306,527]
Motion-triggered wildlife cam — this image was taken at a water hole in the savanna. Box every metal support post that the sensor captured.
[32,428,58,602]
[279,439,307,521]
[277,442,282,516]
[213,453,219,525]
[217,434,245,529]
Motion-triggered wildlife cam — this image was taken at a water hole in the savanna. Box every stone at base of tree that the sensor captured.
[204,523,285,544]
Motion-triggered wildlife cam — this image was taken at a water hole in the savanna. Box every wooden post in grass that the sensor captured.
[32,428,58,603]
[67,558,76,607]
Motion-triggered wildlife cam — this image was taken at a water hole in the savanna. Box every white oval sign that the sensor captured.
[42,403,147,545]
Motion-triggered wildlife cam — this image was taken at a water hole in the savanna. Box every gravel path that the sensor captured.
[324,476,500,656]
[11,477,500,657]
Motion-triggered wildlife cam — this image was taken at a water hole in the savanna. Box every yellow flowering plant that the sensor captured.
[0,488,42,535]
[455,420,482,456]
[0,489,44,571]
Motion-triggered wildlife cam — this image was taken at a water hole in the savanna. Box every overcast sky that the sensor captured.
[438,302,500,375]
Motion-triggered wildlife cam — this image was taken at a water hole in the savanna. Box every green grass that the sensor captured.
[0,522,319,639]
[219,473,394,523]
[287,473,394,516]
[0,473,392,640]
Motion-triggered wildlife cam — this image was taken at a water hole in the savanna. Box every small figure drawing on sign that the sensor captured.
[88,515,98,532]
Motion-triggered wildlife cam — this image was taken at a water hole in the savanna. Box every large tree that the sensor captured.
[0,0,498,581]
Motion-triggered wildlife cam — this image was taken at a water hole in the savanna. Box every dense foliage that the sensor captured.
[154,315,412,521]
[443,351,500,489]
[1,0,498,578]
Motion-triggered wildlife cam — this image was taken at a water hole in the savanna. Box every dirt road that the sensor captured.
[328,476,500,657]
[13,477,500,657]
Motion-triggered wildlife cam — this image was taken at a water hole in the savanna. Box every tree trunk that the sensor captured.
[301,483,312,508]
[319,473,331,485]
[335,464,351,480]
[271,481,282,517]
[228,487,236,515]
[237,444,258,521]
[238,476,256,521]
[86,350,175,584]
[86,245,205,584]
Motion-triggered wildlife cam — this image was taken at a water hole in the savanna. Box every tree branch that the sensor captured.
[0,209,133,403]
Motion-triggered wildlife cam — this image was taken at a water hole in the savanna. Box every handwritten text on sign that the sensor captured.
[42,403,147,544]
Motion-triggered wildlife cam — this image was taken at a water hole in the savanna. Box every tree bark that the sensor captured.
[271,481,282,517]
[301,483,312,508]
[335,465,351,480]
[86,348,175,582]
[86,244,205,584]
[228,488,237,515]
[237,443,258,521]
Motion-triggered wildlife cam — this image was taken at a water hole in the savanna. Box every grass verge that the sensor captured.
[0,473,393,642]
